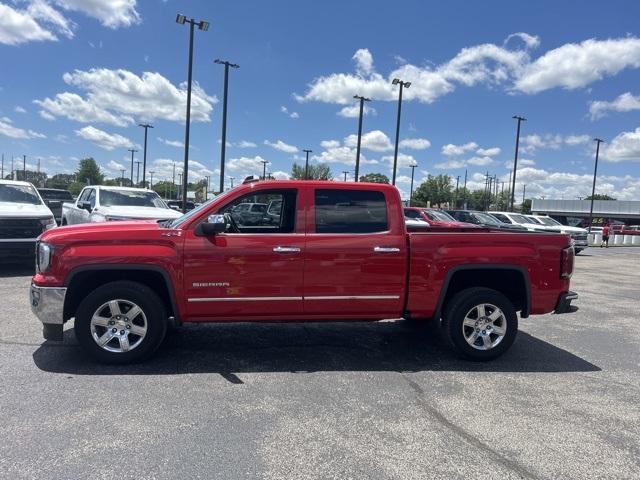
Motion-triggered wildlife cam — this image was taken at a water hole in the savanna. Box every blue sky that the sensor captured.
[1,0,640,200]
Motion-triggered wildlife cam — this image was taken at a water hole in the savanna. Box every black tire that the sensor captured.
[74,281,167,364]
[442,287,518,361]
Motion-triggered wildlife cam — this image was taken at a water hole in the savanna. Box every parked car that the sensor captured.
[31,180,577,364]
[446,210,528,231]
[166,200,196,212]
[37,188,74,224]
[404,207,476,228]
[488,211,562,233]
[61,186,181,225]
[527,215,589,253]
[0,180,56,261]
[229,202,269,226]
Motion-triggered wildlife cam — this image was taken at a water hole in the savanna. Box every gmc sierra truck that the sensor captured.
[30,180,577,363]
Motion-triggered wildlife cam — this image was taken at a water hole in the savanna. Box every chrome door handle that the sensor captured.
[273,246,301,253]
[373,246,400,253]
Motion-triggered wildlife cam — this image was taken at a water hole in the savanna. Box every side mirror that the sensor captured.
[79,201,92,212]
[195,214,227,236]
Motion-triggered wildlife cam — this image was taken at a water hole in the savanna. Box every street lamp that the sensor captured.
[214,59,239,193]
[128,148,138,184]
[229,176,235,189]
[342,170,349,182]
[588,138,605,233]
[120,169,126,186]
[176,13,209,213]
[302,149,312,179]
[135,161,141,185]
[353,95,371,182]
[391,78,411,185]
[260,159,269,180]
[149,170,155,189]
[138,123,153,186]
[409,163,417,206]
[510,115,526,211]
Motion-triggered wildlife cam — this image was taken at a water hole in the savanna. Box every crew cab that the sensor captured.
[527,215,589,253]
[37,188,74,224]
[31,180,577,363]
[0,180,56,260]
[489,211,562,233]
[61,186,181,225]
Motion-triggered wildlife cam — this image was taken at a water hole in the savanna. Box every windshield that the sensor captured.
[526,216,542,224]
[100,189,167,208]
[510,214,534,224]
[536,217,561,226]
[473,212,502,225]
[0,184,42,205]
[39,189,74,201]
[424,209,455,222]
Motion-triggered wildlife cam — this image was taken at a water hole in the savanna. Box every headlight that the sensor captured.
[40,217,57,230]
[36,242,52,273]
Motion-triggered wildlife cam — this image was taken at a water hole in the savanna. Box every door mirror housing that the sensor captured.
[78,201,92,212]
[196,214,227,236]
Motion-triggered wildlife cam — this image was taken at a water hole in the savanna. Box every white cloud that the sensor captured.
[467,156,494,166]
[353,48,375,76]
[344,130,393,152]
[320,140,340,149]
[476,147,501,156]
[75,125,133,150]
[381,153,416,169]
[271,171,290,180]
[442,142,478,156]
[313,146,377,166]
[237,140,257,148]
[34,92,133,126]
[521,133,591,154]
[280,105,299,119]
[504,32,541,49]
[399,138,431,150]
[336,104,376,118]
[106,160,126,172]
[14,106,27,114]
[503,158,536,168]
[0,3,57,45]
[589,92,640,120]
[434,159,466,169]
[514,37,640,94]
[264,139,298,153]
[53,0,140,29]
[150,157,217,183]
[601,127,640,162]
[564,134,590,146]
[0,117,46,139]
[227,155,270,175]
[157,137,184,148]
[37,68,217,125]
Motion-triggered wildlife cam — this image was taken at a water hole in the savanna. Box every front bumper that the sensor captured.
[554,291,578,314]
[30,284,67,341]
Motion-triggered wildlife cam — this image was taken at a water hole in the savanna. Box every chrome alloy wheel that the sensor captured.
[90,299,148,353]
[462,303,507,351]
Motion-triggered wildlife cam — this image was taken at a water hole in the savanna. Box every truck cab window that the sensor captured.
[315,189,388,233]
[218,189,297,233]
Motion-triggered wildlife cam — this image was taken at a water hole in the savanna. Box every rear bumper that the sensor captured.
[30,283,67,341]
[554,291,578,314]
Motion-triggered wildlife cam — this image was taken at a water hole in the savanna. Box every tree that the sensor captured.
[291,162,332,180]
[151,180,177,199]
[412,174,453,207]
[359,172,389,184]
[521,199,532,214]
[585,194,616,201]
[47,173,76,190]
[15,169,47,187]
[76,158,103,186]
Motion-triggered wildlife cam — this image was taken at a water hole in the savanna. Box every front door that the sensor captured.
[303,187,407,318]
[183,188,304,319]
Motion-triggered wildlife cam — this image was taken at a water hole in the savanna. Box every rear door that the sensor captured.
[303,187,407,318]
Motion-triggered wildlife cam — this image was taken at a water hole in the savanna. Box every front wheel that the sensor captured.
[74,281,167,364]
[442,287,518,360]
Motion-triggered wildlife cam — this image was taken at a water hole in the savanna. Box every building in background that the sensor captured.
[531,199,640,228]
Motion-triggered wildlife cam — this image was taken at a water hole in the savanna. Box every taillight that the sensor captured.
[560,246,574,279]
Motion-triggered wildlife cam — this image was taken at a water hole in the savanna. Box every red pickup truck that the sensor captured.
[30,180,577,363]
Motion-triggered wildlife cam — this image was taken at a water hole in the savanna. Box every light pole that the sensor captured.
[214,59,239,194]
[1,154,3,178]
[205,175,210,200]
[177,173,183,200]
[409,163,417,207]
[455,175,460,208]
[128,148,138,184]
[176,13,209,213]
[120,169,126,186]
[260,159,269,180]
[302,149,312,179]
[342,170,349,182]
[229,176,235,189]
[522,184,527,206]
[138,123,153,186]
[135,161,141,186]
[353,95,370,182]
[149,170,155,189]
[510,115,526,211]
[23,154,26,180]
[588,138,604,233]
[172,162,176,199]
[391,78,411,185]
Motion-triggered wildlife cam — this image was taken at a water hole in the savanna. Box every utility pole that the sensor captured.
[510,115,526,211]
[522,184,527,205]
[409,163,418,207]
[302,149,312,180]
[138,123,153,186]
[391,78,411,185]
[588,138,604,233]
[177,173,183,200]
[1,154,3,178]
[176,13,209,213]
[260,159,269,180]
[149,170,155,189]
[342,170,349,182]
[120,169,126,186]
[463,169,468,190]
[23,154,26,180]
[135,161,141,186]
[229,176,235,189]
[353,95,370,182]
[455,175,460,208]
[128,148,138,184]
[214,59,239,194]
[172,162,176,199]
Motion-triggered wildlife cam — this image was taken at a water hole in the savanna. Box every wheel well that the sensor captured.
[440,268,529,317]
[64,268,176,322]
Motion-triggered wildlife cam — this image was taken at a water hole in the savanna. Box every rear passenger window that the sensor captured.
[315,189,388,233]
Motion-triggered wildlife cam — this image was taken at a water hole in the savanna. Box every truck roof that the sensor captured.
[83,185,155,192]
[0,179,34,187]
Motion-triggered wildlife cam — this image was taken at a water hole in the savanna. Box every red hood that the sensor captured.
[40,220,166,245]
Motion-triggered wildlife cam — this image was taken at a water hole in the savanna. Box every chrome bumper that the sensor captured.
[30,284,67,340]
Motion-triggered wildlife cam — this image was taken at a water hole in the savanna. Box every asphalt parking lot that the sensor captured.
[0,248,638,479]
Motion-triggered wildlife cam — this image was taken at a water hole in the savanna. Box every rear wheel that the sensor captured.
[74,281,167,364]
[442,287,518,360]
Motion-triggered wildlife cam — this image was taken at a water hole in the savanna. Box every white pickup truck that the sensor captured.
[61,186,182,225]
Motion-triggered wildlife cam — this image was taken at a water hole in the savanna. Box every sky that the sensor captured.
[1,0,640,201]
